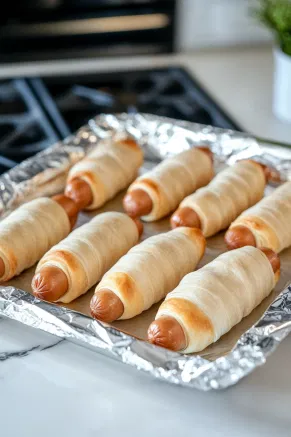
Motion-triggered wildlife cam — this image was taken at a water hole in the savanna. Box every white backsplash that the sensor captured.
[176,0,272,51]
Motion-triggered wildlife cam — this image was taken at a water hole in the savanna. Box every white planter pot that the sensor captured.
[273,48,291,124]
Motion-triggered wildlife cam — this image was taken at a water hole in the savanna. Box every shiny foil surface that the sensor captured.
[0,125,99,216]
[0,113,291,391]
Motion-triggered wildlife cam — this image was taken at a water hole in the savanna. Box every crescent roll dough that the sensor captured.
[156,246,276,353]
[67,138,143,210]
[36,212,139,303]
[180,160,266,237]
[126,148,213,222]
[229,181,291,253]
[0,198,71,281]
[94,227,206,319]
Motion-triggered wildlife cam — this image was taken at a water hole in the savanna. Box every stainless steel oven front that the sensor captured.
[0,0,176,62]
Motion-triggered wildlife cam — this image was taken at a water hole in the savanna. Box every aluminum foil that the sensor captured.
[0,113,291,391]
[0,125,100,216]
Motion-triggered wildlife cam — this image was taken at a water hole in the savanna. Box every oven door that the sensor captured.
[0,1,176,62]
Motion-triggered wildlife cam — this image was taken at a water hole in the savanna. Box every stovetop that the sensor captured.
[0,67,241,175]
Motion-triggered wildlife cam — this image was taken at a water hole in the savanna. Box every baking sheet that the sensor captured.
[1,113,291,390]
[4,162,291,362]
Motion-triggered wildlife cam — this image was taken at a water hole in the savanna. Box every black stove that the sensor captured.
[0,67,241,175]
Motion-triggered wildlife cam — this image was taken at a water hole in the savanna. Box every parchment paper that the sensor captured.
[6,181,291,361]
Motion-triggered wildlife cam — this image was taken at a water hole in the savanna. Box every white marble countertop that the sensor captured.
[1,45,291,436]
[2,316,291,437]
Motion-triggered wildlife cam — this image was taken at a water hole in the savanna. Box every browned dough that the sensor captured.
[147,247,280,352]
[123,147,213,220]
[31,215,142,302]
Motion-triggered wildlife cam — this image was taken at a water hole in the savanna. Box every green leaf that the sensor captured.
[252,0,291,55]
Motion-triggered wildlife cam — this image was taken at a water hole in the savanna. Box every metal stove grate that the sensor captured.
[0,67,241,175]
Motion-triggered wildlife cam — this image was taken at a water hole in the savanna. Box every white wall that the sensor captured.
[176,0,272,51]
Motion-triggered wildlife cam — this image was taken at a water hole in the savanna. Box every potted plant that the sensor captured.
[253,0,291,123]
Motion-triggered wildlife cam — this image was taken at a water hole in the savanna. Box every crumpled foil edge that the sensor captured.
[1,283,291,391]
[0,125,102,216]
[0,112,291,391]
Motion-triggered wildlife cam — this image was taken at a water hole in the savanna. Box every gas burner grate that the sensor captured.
[0,79,59,173]
[0,67,241,175]
[30,67,241,137]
